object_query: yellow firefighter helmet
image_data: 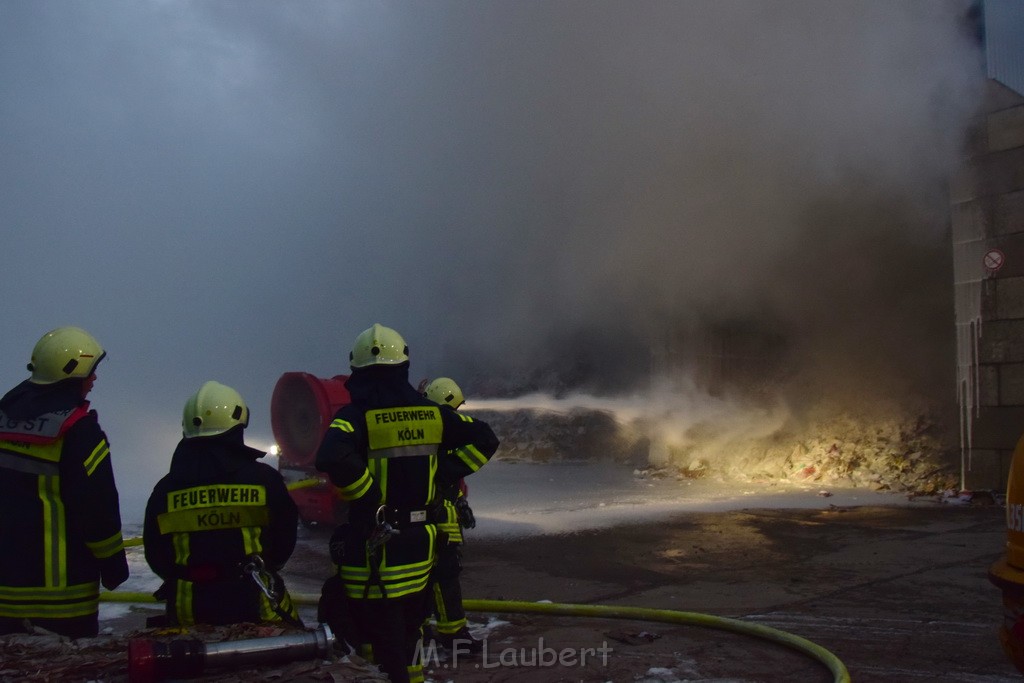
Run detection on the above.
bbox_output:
[182,381,250,438]
[349,323,409,368]
[27,326,106,384]
[424,377,465,409]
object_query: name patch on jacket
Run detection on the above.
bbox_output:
[0,407,81,442]
[365,406,442,457]
[159,485,269,534]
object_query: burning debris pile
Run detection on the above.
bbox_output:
[476,405,960,496]
[709,410,960,495]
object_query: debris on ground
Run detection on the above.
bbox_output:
[0,622,387,683]
[480,405,961,497]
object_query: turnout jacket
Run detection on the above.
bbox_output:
[143,429,298,626]
[0,380,128,624]
[315,364,499,600]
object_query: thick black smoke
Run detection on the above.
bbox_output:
[0,1,984,518]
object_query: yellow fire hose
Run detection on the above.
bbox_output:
[100,591,850,682]
[117,475,849,681]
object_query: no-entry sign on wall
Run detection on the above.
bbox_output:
[984,248,1005,275]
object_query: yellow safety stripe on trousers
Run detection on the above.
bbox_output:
[336,468,373,501]
[432,583,467,633]
[259,588,298,623]
[432,582,448,625]
[330,418,354,432]
[437,499,462,540]
[175,579,194,626]
[83,439,109,476]
[85,530,125,559]
[452,443,488,472]
[0,581,100,619]
[38,475,66,588]
[157,505,270,534]
[408,663,425,683]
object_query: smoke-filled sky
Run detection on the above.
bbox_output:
[0,1,984,516]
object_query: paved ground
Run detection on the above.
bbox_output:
[2,502,1017,682]
[444,503,1020,682]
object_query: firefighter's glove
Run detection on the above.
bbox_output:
[455,498,476,529]
[100,552,130,590]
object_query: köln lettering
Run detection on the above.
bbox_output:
[397,427,425,442]
[196,511,242,528]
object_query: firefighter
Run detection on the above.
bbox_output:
[422,377,481,652]
[316,324,499,683]
[0,326,128,639]
[143,381,300,627]
[990,432,1024,674]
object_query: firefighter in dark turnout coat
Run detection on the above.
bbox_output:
[143,381,299,627]
[0,326,128,639]
[421,377,481,652]
[316,324,499,683]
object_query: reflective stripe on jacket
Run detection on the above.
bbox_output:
[0,399,123,621]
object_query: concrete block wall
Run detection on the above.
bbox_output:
[957,80,1024,491]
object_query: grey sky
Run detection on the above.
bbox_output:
[0,1,983,518]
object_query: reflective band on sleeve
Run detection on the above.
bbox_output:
[157,506,270,534]
[166,484,266,511]
[457,413,474,423]
[83,439,109,476]
[337,468,374,501]
[85,530,125,559]
[330,418,354,432]
[453,444,488,472]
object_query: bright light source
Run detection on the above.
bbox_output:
[268,444,280,456]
